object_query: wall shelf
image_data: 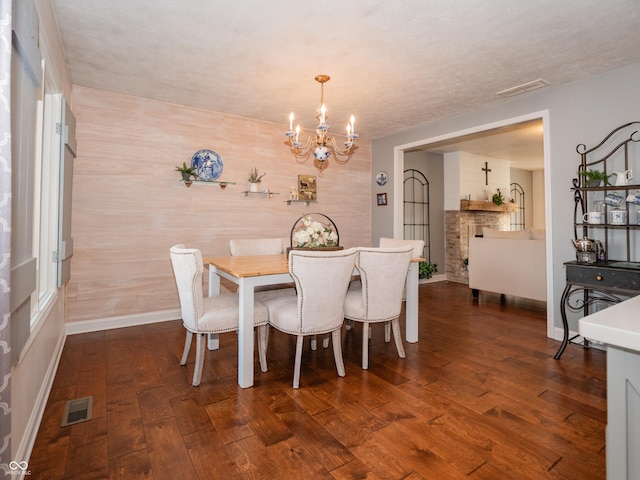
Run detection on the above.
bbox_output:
[242,190,279,197]
[182,179,236,189]
[460,199,519,213]
[285,199,317,206]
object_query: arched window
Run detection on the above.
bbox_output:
[510,182,525,230]
[403,169,430,261]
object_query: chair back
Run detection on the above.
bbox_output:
[230,237,287,256]
[169,244,204,330]
[379,237,425,258]
[288,248,357,334]
[356,246,413,321]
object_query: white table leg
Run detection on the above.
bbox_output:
[207,267,221,350]
[237,278,255,388]
[405,262,419,343]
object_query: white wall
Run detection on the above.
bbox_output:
[532,170,546,230]
[458,152,510,202]
[372,62,640,338]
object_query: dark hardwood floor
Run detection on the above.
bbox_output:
[29,282,606,479]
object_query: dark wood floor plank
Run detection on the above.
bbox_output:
[183,428,244,480]
[137,385,174,425]
[170,395,214,436]
[272,394,355,471]
[266,436,335,479]
[63,437,109,479]
[236,387,293,447]
[28,282,607,479]
[227,434,333,479]
[371,421,470,479]
[144,417,199,480]
[105,380,146,460]
[108,448,152,480]
[329,457,383,480]
[204,398,255,445]
[348,437,415,480]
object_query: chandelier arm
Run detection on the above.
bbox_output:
[290,134,316,160]
[325,136,355,163]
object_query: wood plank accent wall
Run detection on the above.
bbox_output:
[67,86,372,323]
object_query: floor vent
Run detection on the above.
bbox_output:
[61,396,93,427]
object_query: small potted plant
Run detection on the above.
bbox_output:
[419,261,438,279]
[577,169,609,187]
[175,162,198,187]
[492,189,504,206]
[248,168,266,192]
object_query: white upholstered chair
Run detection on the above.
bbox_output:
[229,237,288,256]
[170,244,269,386]
[379,237,425,258]
[346,238,424,337]
[260,248,357,388]
[344,246,414,369]
[375,237,425,340]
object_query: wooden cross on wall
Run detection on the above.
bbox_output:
[482,162,491,185]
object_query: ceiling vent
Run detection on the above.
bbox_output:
[496,79,550,98]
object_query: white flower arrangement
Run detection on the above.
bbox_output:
[292,214,338,248]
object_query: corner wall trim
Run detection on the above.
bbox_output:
[65,309,181,335]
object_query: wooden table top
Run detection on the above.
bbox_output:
[204,254,426,279]
[204,254,289,278]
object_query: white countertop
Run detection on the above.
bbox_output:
[579,295,640,352]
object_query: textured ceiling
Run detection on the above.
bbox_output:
[412,119,545,170]
[52,0,640,144]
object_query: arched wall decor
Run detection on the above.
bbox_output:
[510,182,525,230]
[403,168,430,261]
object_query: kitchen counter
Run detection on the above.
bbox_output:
[579,295,640,480]
[579,294,640,352]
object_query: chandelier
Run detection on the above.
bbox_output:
[285,75,358,175]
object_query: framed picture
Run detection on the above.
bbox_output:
[377,193,387,206]
[298,174,317,201]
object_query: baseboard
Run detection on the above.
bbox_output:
[419,273,447,284]
[14,330,66,474]
[65,309,182,335]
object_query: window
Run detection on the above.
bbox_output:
[30,66,62,327]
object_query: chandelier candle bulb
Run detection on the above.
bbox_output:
[350,115,355,135]
[295,125,300,144]
[289,112,294,131]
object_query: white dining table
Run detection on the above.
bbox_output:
[204,253,422,388]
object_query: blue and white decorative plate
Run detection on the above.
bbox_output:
[376,171,388,186]
[190,149,224,181]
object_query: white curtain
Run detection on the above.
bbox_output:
[0,0,11,472]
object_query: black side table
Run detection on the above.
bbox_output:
[555,260,640,359]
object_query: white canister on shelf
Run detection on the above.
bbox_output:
[609,208,628,225]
